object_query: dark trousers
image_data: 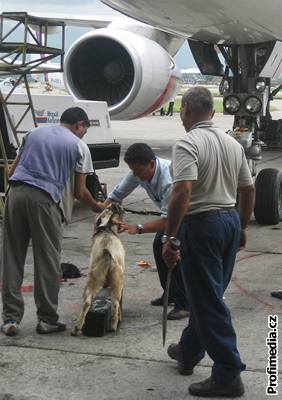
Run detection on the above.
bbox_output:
[153,232,189,310]
[179,210,246,383]
[166,101,174,116]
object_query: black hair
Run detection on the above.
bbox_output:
[60,107,90,127]
[124,143,156,165]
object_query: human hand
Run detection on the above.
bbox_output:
[238,228,247,251]
[97,202,106,210]
[92,202,104,213]
[117,223,137,234]
[162,241,181,269]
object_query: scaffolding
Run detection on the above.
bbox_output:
[0,12,65,216]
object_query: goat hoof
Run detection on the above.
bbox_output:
[110,323,118,332]
[71,326,79,336]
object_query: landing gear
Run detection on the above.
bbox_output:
[188,39,282,225]
[254,168,282,225]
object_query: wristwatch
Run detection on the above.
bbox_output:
[161,234,181,248]
[136,223,144,234]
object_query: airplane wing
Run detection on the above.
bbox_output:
[25,12,126,29]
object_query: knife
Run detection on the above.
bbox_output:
[162,239,181,346]
[162,267,172,346]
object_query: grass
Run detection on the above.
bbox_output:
[163,96,227,113]
[164,95,277,113]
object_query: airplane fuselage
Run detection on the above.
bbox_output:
[102,0,282,44]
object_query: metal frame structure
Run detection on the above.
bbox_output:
[0,12,65,215]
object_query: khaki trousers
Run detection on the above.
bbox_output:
[1,184,62,324]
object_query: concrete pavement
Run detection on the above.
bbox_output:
[0,112,282,399]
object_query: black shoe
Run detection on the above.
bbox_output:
[151,297,164,306]
[188,376,245,397]
[167,343,179,360]
[150,296,174,306]
[167,343,194,375]
[36,320,66,334]
[167,308,190,320]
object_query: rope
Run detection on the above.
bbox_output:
[123,207,161,216]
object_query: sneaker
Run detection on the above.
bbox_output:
[1,320,19,336]
[167,308,190,320]
[36,320,66,334]
[167,343,194,375]
[188,375,245,397]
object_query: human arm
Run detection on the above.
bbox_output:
[237,151,256,249]
[238,184,256,248]
[74,141,104,212]
[8,132,30,177]
[119,217,166,234]
[106,172,139,203]
[74,172,103,213]
[119,164,171,234]
[102,198,113,207]
[101,171,139,209]
[8,155,21,177]
[162,180,192,268]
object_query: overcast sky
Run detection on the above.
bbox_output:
[0,0,196,68]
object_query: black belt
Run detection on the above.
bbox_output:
[183,207,235,222]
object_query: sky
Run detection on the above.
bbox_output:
[0,0,196,69]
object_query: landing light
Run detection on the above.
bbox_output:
[219,79,230,94]
[223,95,240,114]
[244,96,262,114]
[255,78,266,93]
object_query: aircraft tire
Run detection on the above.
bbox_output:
[254,168,282,225]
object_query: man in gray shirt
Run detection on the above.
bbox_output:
[162,87,255,397]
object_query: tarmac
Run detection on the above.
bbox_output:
[0,110,282,400]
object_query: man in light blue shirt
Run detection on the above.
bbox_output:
[103,143,189,320]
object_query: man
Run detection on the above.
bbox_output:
[1,107,103,336]
[103,143,189,320]
[162,87,255,397]
[166,100,175,116]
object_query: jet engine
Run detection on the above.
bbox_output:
[63,29,180,120]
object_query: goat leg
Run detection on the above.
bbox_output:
[109,268,124,331]
[71,288,93,336]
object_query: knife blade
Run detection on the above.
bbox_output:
[162,267,172,346]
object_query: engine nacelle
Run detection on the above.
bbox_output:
[64,29,180,120]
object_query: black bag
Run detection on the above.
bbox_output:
[61,263,81,279]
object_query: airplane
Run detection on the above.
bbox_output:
[0,2,281,226]
[0,8,183,121]
[97,0,282,227]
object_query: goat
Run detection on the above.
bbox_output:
[71,203,125,335]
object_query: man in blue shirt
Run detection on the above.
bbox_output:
[1,107,103,336]
[103,143,189,320]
